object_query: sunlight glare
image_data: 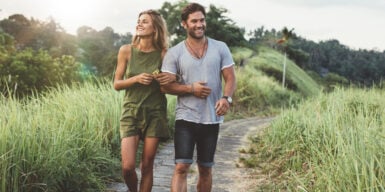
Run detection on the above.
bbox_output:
[47,0,103,32]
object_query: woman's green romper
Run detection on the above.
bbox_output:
[119,47,169,140]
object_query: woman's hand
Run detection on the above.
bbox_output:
[136,73,154,85]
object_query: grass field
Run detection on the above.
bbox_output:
[243,87,385,191]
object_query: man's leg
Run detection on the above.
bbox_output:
[172,120,196,192]
[197,165,212,192]
[171,163,190,192]
[195,124,219,192]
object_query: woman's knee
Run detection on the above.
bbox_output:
[140,160,155,174]
[122,162,136,174]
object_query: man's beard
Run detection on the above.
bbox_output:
[187,26,205,39]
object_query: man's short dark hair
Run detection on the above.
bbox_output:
[181,2,206,22]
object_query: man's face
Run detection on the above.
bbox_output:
[183,11,206,39]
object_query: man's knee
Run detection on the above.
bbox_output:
[198,165,212,177]
[174,163,190,175]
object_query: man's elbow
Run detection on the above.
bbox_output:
[160,86,167,94]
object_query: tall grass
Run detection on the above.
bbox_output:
[1,79,177,191]
[258,88,385,191]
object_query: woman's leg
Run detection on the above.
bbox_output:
[121,136,140,192]
[139,137,160,192]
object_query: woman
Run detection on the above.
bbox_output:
[113,9,174,192]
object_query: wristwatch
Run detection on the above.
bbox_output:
[222,96,232,104]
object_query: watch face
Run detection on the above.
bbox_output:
[222,96,232,104]
[227,97,232,104]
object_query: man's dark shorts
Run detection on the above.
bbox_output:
[174,120,219,167]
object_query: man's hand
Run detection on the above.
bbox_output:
[215,98,230,116]
[192,81,211,98]
[154,72,176,85]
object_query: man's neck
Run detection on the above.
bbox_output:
[186,36,206,46]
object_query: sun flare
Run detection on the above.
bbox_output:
[46,0,103,32]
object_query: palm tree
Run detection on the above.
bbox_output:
[277,27,294,88]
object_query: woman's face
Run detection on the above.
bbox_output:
[136,13,155,37]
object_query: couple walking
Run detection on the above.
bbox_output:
[113,2,236,192]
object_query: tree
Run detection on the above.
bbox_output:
[159,0,189,45]
[0,14,77,57]
[277,27,295,88]
[76,26,131,76]
[0,47,81,97]
[205,5,246,47]
[159,0,246,46]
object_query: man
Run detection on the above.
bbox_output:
[161,2,236,191]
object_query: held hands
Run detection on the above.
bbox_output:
[192,81,211,98]
[136,71,177,86]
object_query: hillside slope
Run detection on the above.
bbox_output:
[233,46,321,97]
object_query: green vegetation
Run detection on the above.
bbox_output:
[242,87,385,191]
[251,46,321,97]
[0,81,122,191]
[249,27,385,87]
[230,45,322,116]
[2,0,385,191]
[0,79,177,191]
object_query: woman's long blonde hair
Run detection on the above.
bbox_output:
[132,10,169,50]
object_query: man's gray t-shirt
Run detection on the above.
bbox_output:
[162,37,234,124]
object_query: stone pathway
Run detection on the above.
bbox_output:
[107,116,274,192]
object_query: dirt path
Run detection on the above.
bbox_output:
[107,116,274,192]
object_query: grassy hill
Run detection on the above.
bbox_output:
[229,46,321,118]
[233,46,320,97]
[233,47,385,191]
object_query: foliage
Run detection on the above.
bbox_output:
[0,80,122,191]
[246,87,385,191]
[248,26,385,86]
[0,15,133,96]
[158,0,189,45]
[204,5,246,46]
[0,44,81,97]
[3,7,385,96]
[227,46,314,119]
[307,70,350,92]
[159,0,246,46]
[251,46,321,97]
[0,79,177,191]
[231,47,255,66]
[76,26,132,77]
[0,14,77,56]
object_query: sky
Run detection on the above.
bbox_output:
[1,0,385,51]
